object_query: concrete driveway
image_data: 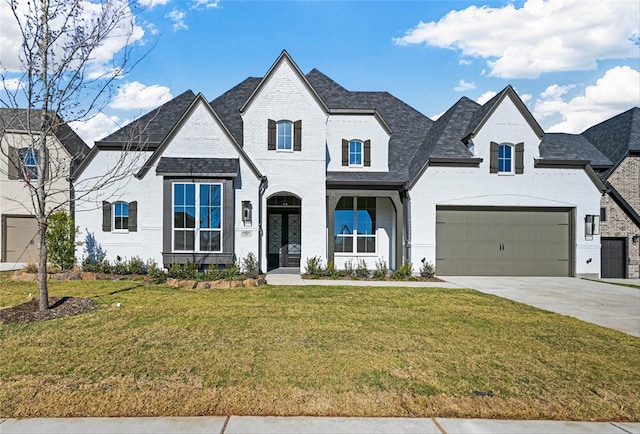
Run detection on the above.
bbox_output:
[441,277,640,337]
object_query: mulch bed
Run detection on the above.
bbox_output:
[0,297,94,324]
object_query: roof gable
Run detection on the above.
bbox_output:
[136,93,262,180]
[463,86,544,140]
[240,50,328,114]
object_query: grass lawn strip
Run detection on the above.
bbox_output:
[0,276,638,420]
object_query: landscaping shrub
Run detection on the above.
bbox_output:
[45,211,77,270]
[392,261,413,280]
[83,230,106,265]
[420,257,436,278]
[146,259,167,284]
[222,262,240,280]
[355,258,370,278]
[323,260,339,279]
[241,252,260,279]
[343,259,355,277]
[304,256,324,277]
[373,258,388,280]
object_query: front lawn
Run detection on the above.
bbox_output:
[0,275,638,420]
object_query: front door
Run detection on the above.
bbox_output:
[267,195,301,271]
[601,238,626,278]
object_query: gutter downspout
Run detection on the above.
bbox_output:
[258,176,268,274]
[401,182,411,267]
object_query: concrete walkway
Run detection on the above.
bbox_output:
[1,416,638,433]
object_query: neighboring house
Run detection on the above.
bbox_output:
[584,108,639,278]
[0,108,89,263]
[73,51,608,277]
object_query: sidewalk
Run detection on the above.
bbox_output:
[1,416,638,434]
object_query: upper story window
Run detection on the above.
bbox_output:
[113,202,129,231]
[20,149,39,180]
[349,140,363,166]
[498,144,513,174]
[173,182,222,252]
[490,142,524,175]
[268,119,302,151]
[277,121,293,151]
[341,139,371,167]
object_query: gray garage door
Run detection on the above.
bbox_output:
[436,207,573,276]
[3,216,39,263]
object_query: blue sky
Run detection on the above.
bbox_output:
[2,0,639,145]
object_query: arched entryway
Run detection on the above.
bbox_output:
[267,194,301,271]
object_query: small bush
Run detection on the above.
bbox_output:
[112,258,129,275]
[83,230,106,265]
[203,264,223,281]
[324,260,339,279]
[242,253,260,279]
[46,211,77,270]
[23,262,38,273]
[343,259,355,278]
[146,259,167,284]
[304,256,324,277]
[373,258,388,280]
[420,258,436,278]
[355,259,370,278]
[128,256,147,275]
[392,261,413,280]
[223,262,240,280]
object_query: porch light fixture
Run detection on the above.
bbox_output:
[584,215,600,240]
[242,201,252,225]
[632,234,639,244]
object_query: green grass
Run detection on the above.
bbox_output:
[1,275,639,420]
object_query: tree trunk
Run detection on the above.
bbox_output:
[37,218,49,311]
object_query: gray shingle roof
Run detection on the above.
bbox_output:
[582,107,640,165]
[156,157,239,177]
[97,90,197,147]
[540,133,612,168]
[0,108,90,163]
[209,78,261,146]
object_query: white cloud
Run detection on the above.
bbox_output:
[192,0,220,9]
[70,113,122,147]
[167,9,188,31]
[394,0,640,78]
[1,78,25,91]
[454,80,476,92]
[476,91,497,105]
[109,81,173,110]
[137,0,170,7]
[0,0,145,77]
[534,66,640,133]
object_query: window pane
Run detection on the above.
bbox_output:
[356,197,376,235]
[277,121,292,150]
[185,206,196,228]
[200,230,221,251]
[357,236,375,253]
[335,235,353,253]
[185,184,195,205]
[349,141,362,165]
[174,184,184,206]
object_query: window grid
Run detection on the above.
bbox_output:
[173,183,222,253]
[498,144,513,174]
[20,149,39,180]
[113,202,129,231]
[334,196,376,254]
[277,121,293,151]
[349,140,363,166]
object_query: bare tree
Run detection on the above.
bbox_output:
[0,0,152,310]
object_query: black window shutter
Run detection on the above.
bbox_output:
[293,120,302,151]
[489,142,499,173]
[102,201,112,232]
[128,201,138,232]
[364,140,371,167]
[515,142,524,174]
[268,119,276,150]
[7,146,19,180]
[341,139,349,166]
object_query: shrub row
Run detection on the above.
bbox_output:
[304,257,436,280]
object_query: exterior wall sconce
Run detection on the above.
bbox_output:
[242,201,252,225]
[584,214,600,241]
[632,234,639,244]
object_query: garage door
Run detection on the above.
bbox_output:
[3,216,39,263]
[436,207,573,276]
[601,238,626,278]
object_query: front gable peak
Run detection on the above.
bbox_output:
[240,50,329,114]
[464,85,544,141]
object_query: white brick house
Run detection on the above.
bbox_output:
[73,51,614,277]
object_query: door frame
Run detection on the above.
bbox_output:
[266,194,301,271]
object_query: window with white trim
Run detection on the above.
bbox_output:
[334,197,376,254]
[20,148,39,180]
[113,202,129,231]
[349,140,363,166]
[498,143,513,174]
[173,183,222,252]
[277,121,293,151]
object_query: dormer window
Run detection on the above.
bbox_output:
[490,142,524,175]
[341,139,371,167]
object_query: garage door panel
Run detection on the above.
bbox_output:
[436,208,572,276]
